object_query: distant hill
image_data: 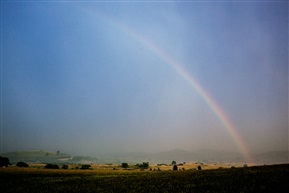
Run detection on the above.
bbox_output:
[254,151,288,164]
[93,149,249,164]
[2,149,288,165]
[2,150,72,164]
[142,149,243,164]
[2,150,100,164]
[148,149,288,164]
[95,149,288,165]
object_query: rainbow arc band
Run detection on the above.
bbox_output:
[83,7,254,163]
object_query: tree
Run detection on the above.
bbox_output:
[141,162,149,169]
[81,164,91,169]
[173,165,178,171]
[197,165,202,170]
[121,163,128,168]
[17,162,29,168]
[62,165,68,169]
[137,162,149,169]
[45,164,59,169]
[171,161,176,165]
[0,156,10,167]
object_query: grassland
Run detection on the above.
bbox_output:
[1,164,289,192]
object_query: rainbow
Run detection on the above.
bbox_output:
[82,6,254,163]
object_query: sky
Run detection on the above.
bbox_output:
[1,1,288,160]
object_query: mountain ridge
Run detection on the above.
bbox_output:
[2,149,288,165]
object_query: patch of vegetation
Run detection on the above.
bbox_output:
[45,164,59,169]
[16,162,29,168]
[136,162,149,169]
[173,165,178,171]
[0,156,10,167]
[62,165,68,169]
[81,164,91,170]
[121,163,129,168]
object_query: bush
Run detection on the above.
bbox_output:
[0,156,10,167]
[173,165,178,171]
[172,161,176,165]
[198,165,202,170]
[121,163,128,168]
[45,164,59,169]
[81,164,91,170]
[16,162,29,168]
[136,162,149,169]
[62,165,68,169]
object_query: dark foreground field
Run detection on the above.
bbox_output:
[1,164,289,193]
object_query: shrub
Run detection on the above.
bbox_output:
[81,164,91,170]
[171,161,176,165]
[16,162,29,168]
[62,165,68,169]
[121,163,128,168]
[173,165,178,171]
[137,162,149,169]
[197,165,202,170]
[45,164,59,169]
[0,156,10,167]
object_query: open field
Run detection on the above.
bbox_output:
[1,164,289,192]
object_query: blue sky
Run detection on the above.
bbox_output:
[1,1,288,157]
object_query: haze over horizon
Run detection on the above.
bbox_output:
[1,1,288,160]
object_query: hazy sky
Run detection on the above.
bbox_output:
[1,1,288,158]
